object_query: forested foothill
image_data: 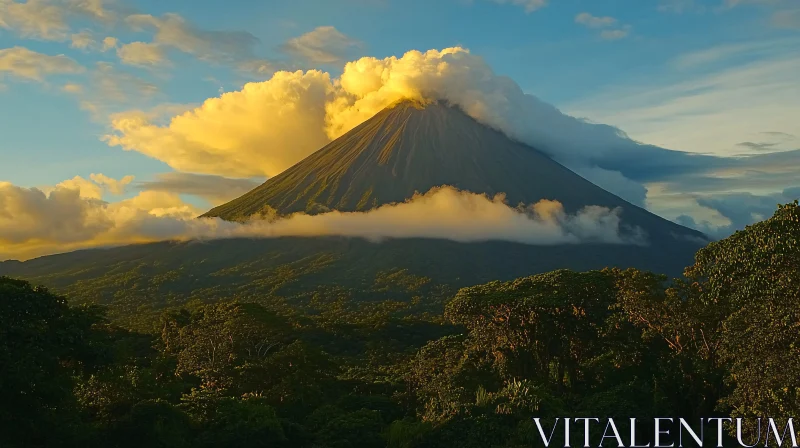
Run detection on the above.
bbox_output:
[1,201,798,447]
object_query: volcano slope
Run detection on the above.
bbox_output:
[0,100,707,329]
[202,99,702,245]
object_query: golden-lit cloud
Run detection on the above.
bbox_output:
[0,0,70,40]
[39,173,134,200]
[89,173,134,194]
[281,26,361,64]
[116,41,166,66]
[70,29,94,49]
[0,183,645,261]
[102,46,654,205]
[0,0,116,41]
[102,36,118,50]
[105,70,334,177]
[62,82,82,93]
[0,46,84,81]
[0,181,200,260]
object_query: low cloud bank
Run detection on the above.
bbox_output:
[0,182,646,261]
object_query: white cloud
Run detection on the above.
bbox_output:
[0,46,84,81]
[671,189,799,239]
[116,41,166,66]
[281,26,361,64]
[0,183,645,261]
[568,39,800,231]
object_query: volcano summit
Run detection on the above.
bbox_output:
[203,99,703,245]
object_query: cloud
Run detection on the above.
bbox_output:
[574,12,631,40]
[0,0,116,41]
[102,36,118,50]
[102,46,796,220]
[104,69,333,177]
[61,82,82,93]
[736,141,778,151]
[136,172,262,206]
[116,41,166,66]
[89,173,134,194]
[0,182,200,260]
[39,173,134,199]
[125,13,260,65]
[675,188,799,239]
[489,0,548,13]
[0,0,70,40]
[567,39,800,158]
[76,62,159,118]
[0,184,645,261]
[575,12,617,28]
[70,29,94,49]
[281,26,361,64]
[53,175,103,199]
[67,29,118,52]
[0,46,84,81]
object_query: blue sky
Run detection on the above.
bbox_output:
[0,0,799,255]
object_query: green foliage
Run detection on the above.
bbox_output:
[687,201,800,427]
[0,202,797,447]
[0,277,100,447]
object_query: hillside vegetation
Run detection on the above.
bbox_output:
[1,201,797,448]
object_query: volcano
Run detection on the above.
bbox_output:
[203,99,703,243]
[0,99,708,325]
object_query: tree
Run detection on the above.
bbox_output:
[0,277,100,447]
[160,302,290,389]
[685,201,800,424]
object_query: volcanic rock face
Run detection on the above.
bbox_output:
[203,99,703,242]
